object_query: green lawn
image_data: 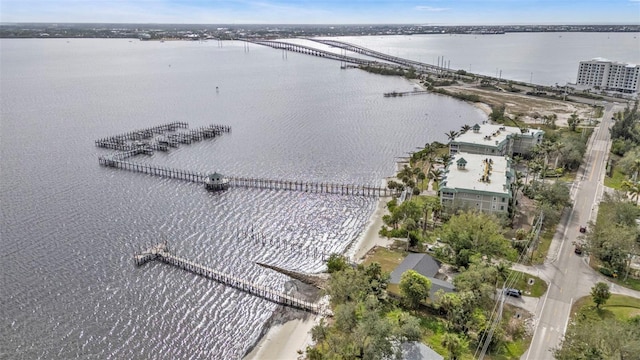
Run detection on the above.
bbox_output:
[530,229,554,265]
[604,166,627,190]
[589,257,640,292]
[507,271,548,297]
[362,247,406,274]
[572,294,640,322]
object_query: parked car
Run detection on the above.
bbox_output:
[579,226,587,233]
[574,245,583,255]
[504,288,522,298]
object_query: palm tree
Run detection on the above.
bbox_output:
[511,178,525,215]
[552,142,565,169]
[415,170,425,188]
[622,180,640,206]
[512,155,523,168]
[439,153,453,166]
[445,130,459,142]
[534,141,554,182]
[528,160,543,183]
[567,112,580,131]
[630,159,640,182]
[429,169,444,190]
[460,124,471,134]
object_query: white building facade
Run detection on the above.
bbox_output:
[576,58,640,94]
[449,123,544,157]
[439,153,514,215]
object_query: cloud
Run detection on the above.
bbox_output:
[415,5,450,12]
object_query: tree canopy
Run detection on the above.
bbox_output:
[438,211,517,267]
[590,282,611,309]
[399,270,432,309]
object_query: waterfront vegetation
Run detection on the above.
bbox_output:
[584,191,640,287]
[310,248,533,359]
[606,103,640,201]
[310,65,637,360]
[553,292,640,359]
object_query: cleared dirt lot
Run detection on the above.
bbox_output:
[444,85,597,127]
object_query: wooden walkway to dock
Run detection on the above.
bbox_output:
[134,243,326,315]
[98,157,396,197]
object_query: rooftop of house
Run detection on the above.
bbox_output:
[402,342,445,360]
[390,253,441,283]
[451,123,543,147]
[440,152,512,196]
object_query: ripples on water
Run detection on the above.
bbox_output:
[1,39,482,359]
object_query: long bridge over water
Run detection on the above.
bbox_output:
[247,39,378,67]
[134,243,327,314]
[247,38,447,75]
[307,38,443,73]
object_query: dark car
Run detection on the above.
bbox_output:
[504,288,522,298]
[579,226,587,233]
[574,245,583,255]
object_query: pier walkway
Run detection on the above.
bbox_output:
[98,157,396,197]
[134,243,326,314]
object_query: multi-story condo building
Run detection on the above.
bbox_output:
[576,58,640,94]
[449,123,544,157]
[439,153,514,214]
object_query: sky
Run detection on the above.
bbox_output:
[1,0,639,25]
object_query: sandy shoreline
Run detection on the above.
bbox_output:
[243,196,391,360]
[244,317,318,360]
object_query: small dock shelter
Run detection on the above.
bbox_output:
[204,172,230,191]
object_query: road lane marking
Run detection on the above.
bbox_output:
[588,151,601,182]
[563,298,573,335]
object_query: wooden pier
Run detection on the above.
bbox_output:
[98,157,396,197]
[134,243,325,315]
[384,90,430,97]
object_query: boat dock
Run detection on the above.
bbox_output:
[95,123,231,152]
[134,243,326,314]
[98,156,395,197]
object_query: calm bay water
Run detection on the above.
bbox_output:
[2,32,637,359]
[332,32,640,86]
[1,38,481,359]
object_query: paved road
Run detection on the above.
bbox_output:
[521,103,618,360]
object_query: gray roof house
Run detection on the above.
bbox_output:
[402,342,444,360]
[390,254,455,299]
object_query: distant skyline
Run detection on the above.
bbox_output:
[1,0,639,25]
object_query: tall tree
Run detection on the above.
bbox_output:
[591,282,611,309]
[399,270,432,309]
[567,113,580,131]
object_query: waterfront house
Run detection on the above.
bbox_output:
[390,253,455,300]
